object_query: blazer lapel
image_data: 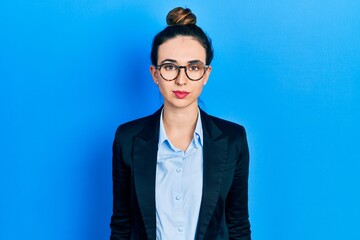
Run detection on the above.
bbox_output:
[196,109,229,240]
[132,108,162,240]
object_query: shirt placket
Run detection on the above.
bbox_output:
[173,150,185,236]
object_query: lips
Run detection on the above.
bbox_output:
[173,90,190,99]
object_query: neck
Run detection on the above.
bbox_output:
[162,103,199,132]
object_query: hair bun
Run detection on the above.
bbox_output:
[166,7,197,26]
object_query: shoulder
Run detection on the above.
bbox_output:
[115,109,161,139]
[202,112,249,155]
[118,114,152,132]
[209,115,245,131]
[203,111,247,138]
[114,113,155,140]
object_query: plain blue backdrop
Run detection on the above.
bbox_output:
[1,1,359,239]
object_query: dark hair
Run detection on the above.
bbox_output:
[150,7,214,66]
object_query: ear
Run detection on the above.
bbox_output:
[150,65,159,85]
[203,66,212,85]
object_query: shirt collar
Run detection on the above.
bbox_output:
[159,109,203,148]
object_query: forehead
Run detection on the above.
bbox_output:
[157,36,206,64]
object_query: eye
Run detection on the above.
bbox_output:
[163,63,177,71]
[188,64,201,72]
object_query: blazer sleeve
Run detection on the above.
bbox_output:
[110,127,132,239]
[225,126,251,240]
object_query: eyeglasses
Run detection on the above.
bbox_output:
[155,62,209,81]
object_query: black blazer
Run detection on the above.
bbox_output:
[110,107,251,240]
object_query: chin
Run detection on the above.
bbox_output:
[165,99,198,110]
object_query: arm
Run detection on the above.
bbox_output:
[110,128,132,239]
[226,127,251,240]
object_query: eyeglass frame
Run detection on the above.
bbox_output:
[155,62,210,81]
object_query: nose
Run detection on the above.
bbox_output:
[175,66,188,85]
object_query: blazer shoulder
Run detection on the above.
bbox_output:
[207,114,247,137]
[115,108,162,140]
[114,114,154,140]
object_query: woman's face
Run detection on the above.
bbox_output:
[150,36,212,111]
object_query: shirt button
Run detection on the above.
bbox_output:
[176,168,182,173]
[175,195,181,200]
[178,227,184,232]
[196,135,199,139]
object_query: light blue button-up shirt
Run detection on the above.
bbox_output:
[155,110,204,240]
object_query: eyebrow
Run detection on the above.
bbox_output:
[160,59,205,65]
[160,59,177,64]
[188,60,204,64]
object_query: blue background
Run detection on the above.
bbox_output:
[1,1,359,239]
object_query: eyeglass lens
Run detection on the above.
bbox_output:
[159,63,206,81]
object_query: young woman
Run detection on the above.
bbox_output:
[110,7,251,240]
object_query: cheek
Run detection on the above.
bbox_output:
[193,84,205,95]
[158,83,170,96]
[197,81,206,90]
